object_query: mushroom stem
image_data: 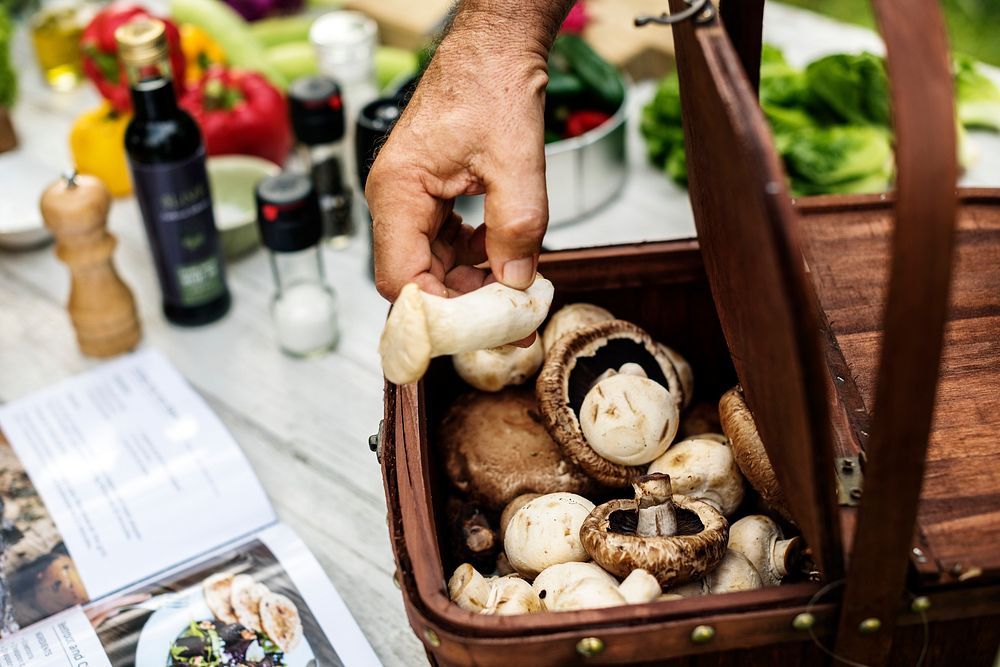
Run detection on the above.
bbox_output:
[634,474,678,537]
[772,536,803,579]
[380,277,554,385]
[448,564,493,612]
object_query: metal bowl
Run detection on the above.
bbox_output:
[455,94,628,228]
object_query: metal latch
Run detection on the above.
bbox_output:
[635,0,716,27]
[368,419,384,463]
[835,456,863,506]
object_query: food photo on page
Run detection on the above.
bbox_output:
[0,435,88,634]
[84,541,339,667]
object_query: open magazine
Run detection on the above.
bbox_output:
[0,350,381,667]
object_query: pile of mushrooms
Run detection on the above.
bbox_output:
[418,296,804,615]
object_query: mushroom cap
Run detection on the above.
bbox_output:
[483,576,543,615]
[646,437,746,516]
[718,386,793,522]
[657,343,694,409]
[379,284,432,385]
[728,514,801,586]
[440,389,596,509]
[448,563,494,612]
[452,336,545,392]
[705,549,763,594]
[580,374,679,466]
[617,568,662,604]
[580,494,728,586]
[531,562,618,605]
[541,303,615,354]
[504,492,596,578]
[499,493,542,542]
[681,402,724,439]
[552,577,627,611]
[537,320,686,486]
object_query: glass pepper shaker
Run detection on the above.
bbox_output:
[288,75,354,247]
[256,173,339,357]
[356,95,404,280]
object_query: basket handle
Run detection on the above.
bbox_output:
[711,0,959,662]
[830,0,958,663]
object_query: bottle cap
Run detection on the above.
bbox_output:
[355,96,403,190]
[115,19,168,68]
[255,173,323,252]
[288,76,345,145]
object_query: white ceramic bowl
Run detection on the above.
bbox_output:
[207,155,282,258]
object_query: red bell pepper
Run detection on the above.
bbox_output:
[80,3,186,113]
[180,67,292,166]
[564,109,612,138]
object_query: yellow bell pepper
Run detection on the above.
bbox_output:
[180,24,226,86]
[69,102,132,198]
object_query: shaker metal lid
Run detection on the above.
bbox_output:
[288,76,345,145]
[255,173,322,252]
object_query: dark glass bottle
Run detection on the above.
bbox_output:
[117,18,230,326]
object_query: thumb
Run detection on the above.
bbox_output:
[483,167,549,290]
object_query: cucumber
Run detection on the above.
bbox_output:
[551,34,624,111]
[546,68,584,100]
[265,42,318,83]
[375,46,418,92]
[170,0,286,87]
[249,16,313,48]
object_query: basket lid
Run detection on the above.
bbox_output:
[667,2,843,579]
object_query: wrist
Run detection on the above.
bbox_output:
[446,0,574,64]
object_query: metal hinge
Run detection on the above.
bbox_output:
[835,456,863,506]
[635,0,716,27]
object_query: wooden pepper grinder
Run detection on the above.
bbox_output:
[40,171,141,357]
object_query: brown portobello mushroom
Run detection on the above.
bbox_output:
[718,386,793,522]
[580,473,728,586]
[439,389,595,509]
[536,320,689,486]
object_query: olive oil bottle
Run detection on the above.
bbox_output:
[117,19,230,326]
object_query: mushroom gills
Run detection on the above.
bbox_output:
[567,338,673,417]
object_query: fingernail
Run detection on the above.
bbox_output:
[501,258,535,288]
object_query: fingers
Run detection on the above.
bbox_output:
[482,152,548,290]
[370,161,450,300]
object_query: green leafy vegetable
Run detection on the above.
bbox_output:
[782,125,892,195]
[954,53,1000,131]
[804,52,890,126]
[641,43,993,196]
[0,6,15,109]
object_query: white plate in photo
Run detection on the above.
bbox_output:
[134,585,315,667]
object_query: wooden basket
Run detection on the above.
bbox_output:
[377,0,1000,664]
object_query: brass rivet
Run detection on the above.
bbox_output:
[792,613,815,631]
[392,570,401,589]
[423,628,441,647]
[576,637,605,657]
[858,618,882,634]
[911,596,931,613]
[691,625,716,644]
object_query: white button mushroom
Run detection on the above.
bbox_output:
[553,577,627,611]
[452,336,545,392]
[499,493,542,542]
[483,576,544,615]
[379,276,554,385]
[617,569,662,605]
[666,550,763,597]
[646,436,745,516]
[531,562,618,606]
[448,563,494,612]
[727,515,801,587]
[541,303,615,354]
[580,373,680,466]
[656,343,694,409]
[503,492,596,578]
[705,549,763,594]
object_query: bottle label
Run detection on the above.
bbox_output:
[129,148,227,307]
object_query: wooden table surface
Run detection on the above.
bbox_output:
[1,4,997,665]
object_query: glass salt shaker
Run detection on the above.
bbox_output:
[288,75,354,247]
[310,10,378,231]
[256,173,339,357]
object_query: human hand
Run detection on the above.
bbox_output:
[367,3,571,302]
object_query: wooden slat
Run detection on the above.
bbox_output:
[666,1,843,578]
[719,0,764,93]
